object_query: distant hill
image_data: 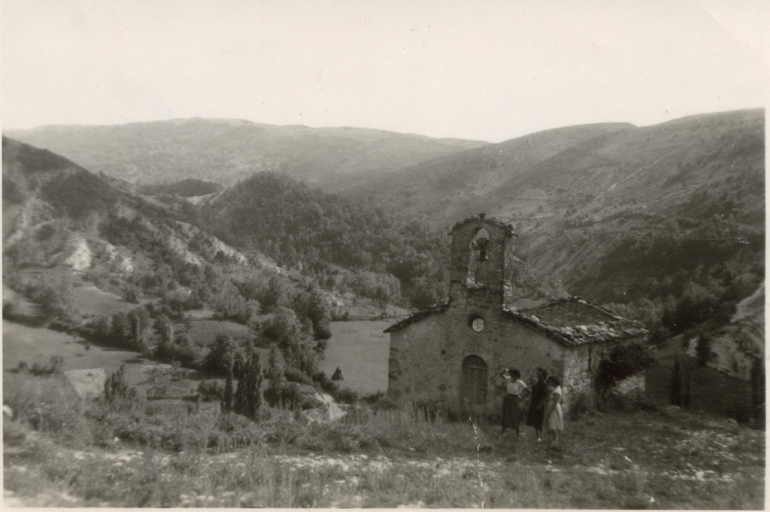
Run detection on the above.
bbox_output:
[345,122,634,220]
[197,172,565,308]
[343,109,765,339]
[6,118,488,190]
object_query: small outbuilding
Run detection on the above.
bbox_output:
[385,214,648,416]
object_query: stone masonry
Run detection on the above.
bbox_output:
[386,214,647,417]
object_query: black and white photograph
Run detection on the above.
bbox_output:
[2,0,766,508]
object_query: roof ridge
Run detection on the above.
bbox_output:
[383,302,450,333]
[449,213,517,236]
[503,306,648,347]
[522,296,643,327]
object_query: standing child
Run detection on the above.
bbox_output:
[544,376,563,445]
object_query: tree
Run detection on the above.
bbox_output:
[90,315,112,341]
[110,312,130,346]
[262,276,290,312]
[308,288,332,340]
[595,343,656,397]
[104,364,138,407]
[263,307,302,352]
[205,334,239,376]
[127,307,152,352]
[233,347,264,419]
[265,344,287,407]
[221,352,234,414]
[670,355,682,406]
[153,315,174,358]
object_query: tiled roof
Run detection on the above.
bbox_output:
[504,297,648,347]
[384,296,648,346]
[383,302,450,333]
[449,213,517,236]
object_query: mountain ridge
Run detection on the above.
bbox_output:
[6,118,489,190]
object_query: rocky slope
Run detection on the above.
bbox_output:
[2,137,249,282]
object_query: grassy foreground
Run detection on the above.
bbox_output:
[3,373,764,508]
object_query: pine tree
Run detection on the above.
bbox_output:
[234,348,263,419]
[670,356,681,406]
[221,353,234,414]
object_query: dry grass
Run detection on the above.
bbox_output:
[187,318,250,348]
[71,285,136,317]
[3,321,148,387]
[3,374,765,509]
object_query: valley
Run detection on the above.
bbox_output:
[3,109,764,508]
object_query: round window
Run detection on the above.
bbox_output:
[471,317,485,332]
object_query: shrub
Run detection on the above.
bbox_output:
[197,380,224,402]
[3,373,93,447]
[333,387,359,405]
[312,370,340,396]
[104,365,140,410]
[28,356,64,376]
[233,348,263,420]
[595,343,656,397]
[372,396,398,413]
[567,391,594,421]
[285,367,313,385]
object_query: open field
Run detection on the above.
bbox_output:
[4,321,152,389]
[646,338,755,422]
[71,285,137,317]
[187,318,251,347]
[320,320,391,395]
[3,385,764,509]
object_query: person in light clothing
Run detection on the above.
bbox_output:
[500,368,529,438]
[544,376,564,445]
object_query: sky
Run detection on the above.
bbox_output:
[2,0,766,142]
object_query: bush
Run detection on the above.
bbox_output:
[197,380,224,402]
[567,391,594,421]
[312,370,341,396]
[233,348,264,420]
[3,373,93,447]
[371,396,398,413]
[28,356,64,376]
[595,343,656,397]
[104,365,140,410]
[333,387,359,405]
[284,367,313,385]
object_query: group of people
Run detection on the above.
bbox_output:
[498,367,563,444]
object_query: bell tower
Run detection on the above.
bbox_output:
[447,213,517,307]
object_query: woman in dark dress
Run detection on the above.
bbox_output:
[500,368,529,437]
[526,368,548,442]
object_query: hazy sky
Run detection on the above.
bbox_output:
[2,0,766,142]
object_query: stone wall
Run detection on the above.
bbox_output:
[561,336,647,407]
[388,304,567,416]
[448,218,514,305]
[389,214,648,416]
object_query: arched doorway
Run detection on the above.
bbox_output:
[462,355,488,405]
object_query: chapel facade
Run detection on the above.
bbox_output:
[385,213,648,416]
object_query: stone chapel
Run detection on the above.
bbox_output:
[385,213,648,416]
